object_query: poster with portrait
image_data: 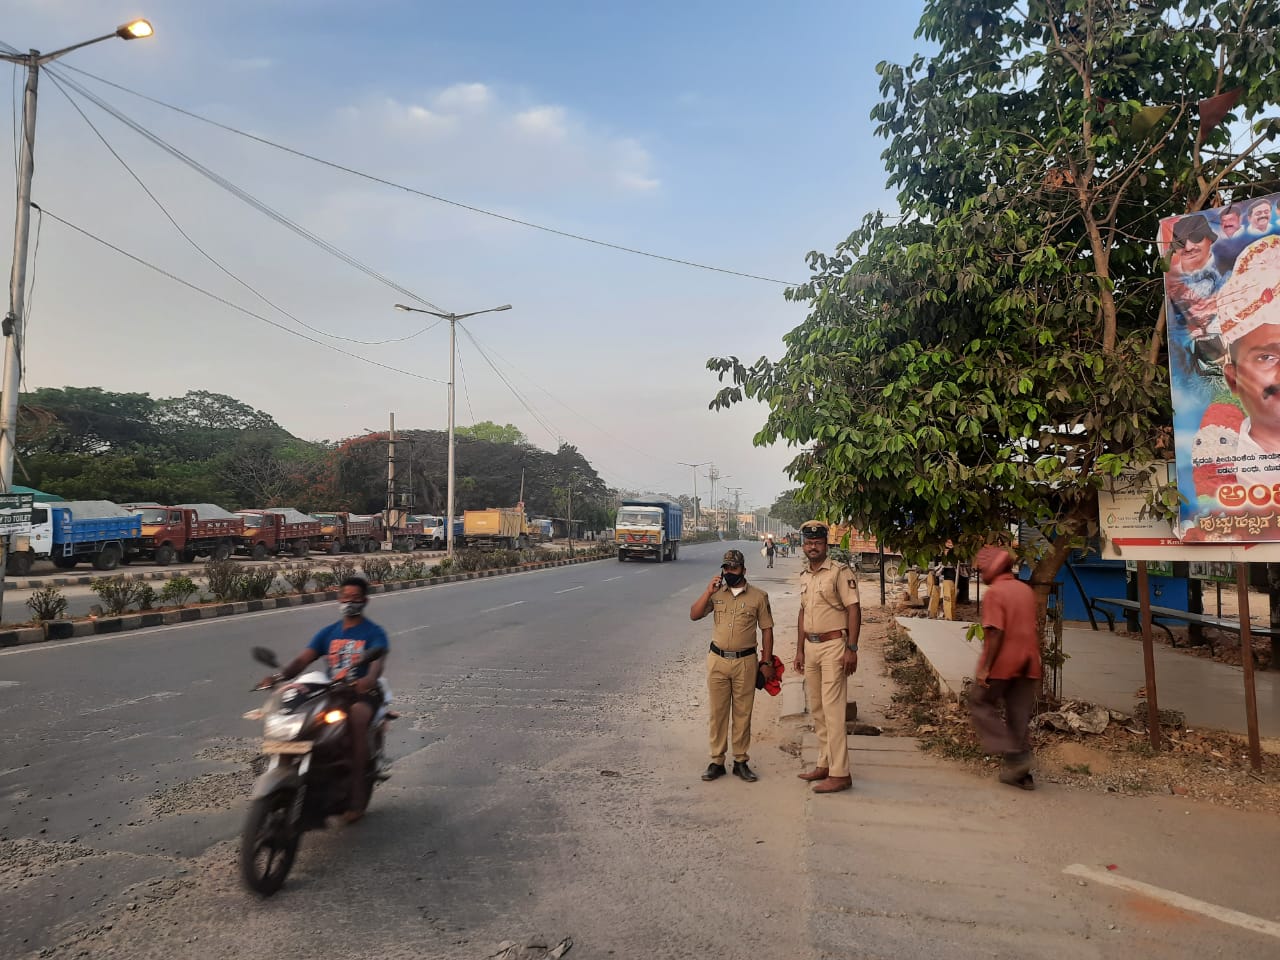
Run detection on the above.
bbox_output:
[1161,193,1280,542]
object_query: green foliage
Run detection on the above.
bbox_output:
[136,583,158,611]
[769,489,812,529]
[26,585,67,621]
[159,576,197,607]
[204,559,242,603]
[237,568,277,601]
[361,556,394,583]
[329,559,359,583]
[455,421,526,444]
[312,570,337,591]
[709,0,1280,578]
[281,564,313,593]
[394,559,428,580]
[90,577,149,616]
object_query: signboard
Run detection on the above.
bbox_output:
[1161,195,1280,542]
[0,492,33,536]
[1098,463,1280,562]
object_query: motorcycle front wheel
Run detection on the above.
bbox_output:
[240,792,300,896]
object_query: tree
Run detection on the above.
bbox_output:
[710,0,1280,612]
[769,489,812,529]
[455,421,526,445]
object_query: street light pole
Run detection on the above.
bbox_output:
[677,460,709,535]
[393,302,511,558]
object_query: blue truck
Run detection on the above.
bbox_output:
[31,500,142,571]
[614,499,683,562]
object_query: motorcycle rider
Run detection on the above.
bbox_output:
[260,576,389,824]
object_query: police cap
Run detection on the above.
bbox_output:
[800,521,829,540]
[721,549,746,568]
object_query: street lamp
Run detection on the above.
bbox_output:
[0,19,153,619]
[0,19,154,493]
[676,460,709,535]
[393,302,511,557]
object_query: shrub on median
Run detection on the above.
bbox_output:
[361,556,394,583]
[90,576,150,616]
[159,576,197,607]
[26,584,68,621]
[281,564,313,593]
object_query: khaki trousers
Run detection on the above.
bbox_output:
[804,638,850,778]
[707,650,757,764]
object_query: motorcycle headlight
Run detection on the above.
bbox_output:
[264,712,306,740]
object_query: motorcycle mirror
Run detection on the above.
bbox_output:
[359,646,387,665]
[251,646,280,668]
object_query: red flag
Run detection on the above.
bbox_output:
[1199,88,1243,138]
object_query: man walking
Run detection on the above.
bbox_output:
[795,522,860,794]
[690,549,775,782]
[765,537,776,568]
[968,544,1041,790]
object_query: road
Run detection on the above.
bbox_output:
[4,540,1280,959]
[1,539,811,959]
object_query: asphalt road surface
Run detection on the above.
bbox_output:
[1,539,810,959]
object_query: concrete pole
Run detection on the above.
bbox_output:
[385,412,396,548]
[447,315,456,557]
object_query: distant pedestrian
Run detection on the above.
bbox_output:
[765,537,776,568]
[795,521,860,794]
[968,544,1042,790]
[689,549,775,783]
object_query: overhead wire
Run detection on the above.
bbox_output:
[59,62,803,287]
[34,205,448,385]
[455,336,477,425]
[44,64,451,317]
[45,71,440,348]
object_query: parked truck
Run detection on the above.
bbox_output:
[615,499,683,562]
[7,500,143,572]
[236,508,322,560]
[462,507,532,550]
[124,503,243,564]
[313,513,383,554]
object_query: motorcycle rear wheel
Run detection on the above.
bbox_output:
[240,792,300,896]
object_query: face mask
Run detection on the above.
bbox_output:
[339,600,366,618]
[722,571,744,588]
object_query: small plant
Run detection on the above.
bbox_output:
[361,556,393,583]
[428,564,443,577]
[329,558,358,583]
[395,559,428,581]
[90,576,147,616]
[282,564,313,593]
[312,570,337,591]
[1064,763,1092,776]
[236,569,278,601]
[26,584,68,621]
[204,558,241,602]
[159,575,197,607]
[437,557,454,572]
[137,583,158,611]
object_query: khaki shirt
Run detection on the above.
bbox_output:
[799,558,860,633]
[710,583,774,652]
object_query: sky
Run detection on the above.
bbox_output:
[1,0,927,512]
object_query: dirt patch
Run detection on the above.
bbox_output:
[0,837,96,885]
[145,770,254,819]
[1121,893,1201,925]
[880,620,1280,813]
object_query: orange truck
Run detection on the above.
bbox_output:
[124,503,245,565]
[236,508,323,560]
[313,513,383,554]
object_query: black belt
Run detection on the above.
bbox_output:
[710,643,757,660]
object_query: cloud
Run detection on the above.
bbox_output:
[433,82,491,111]
[514,105,568,140]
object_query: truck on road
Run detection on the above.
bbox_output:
[615,499,683,562]
[236,508,322,560]
[313,513,382,554]
[462,507,531,550]
[124,503,244,564]
[10,500,143,572]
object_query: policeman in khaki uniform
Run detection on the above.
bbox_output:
[795,521,861,794]
[689,549,775,782]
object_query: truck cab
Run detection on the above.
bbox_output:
[6,505,51,576]
[616,500,682,562]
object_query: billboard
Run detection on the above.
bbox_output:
[1161,193,1280,542]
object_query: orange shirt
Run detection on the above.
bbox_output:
[981,574,1042,680]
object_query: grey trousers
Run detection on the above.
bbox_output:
[968,677,1037,755]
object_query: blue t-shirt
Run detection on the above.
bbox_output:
[307,619,389,680]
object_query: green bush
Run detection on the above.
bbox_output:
[282,564,313,593]
[361,556,394,583]
[204,558,241,602]
[395,559,428,580]
[329,558,359,583]
[159,575,197,607]
[312,570,337,591]
[428,564,443,577]
[236,568,277,601]
[90,576,148,616]
[26,585,67,621]
[137,583,158,611]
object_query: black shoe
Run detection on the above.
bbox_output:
[701,763,727,781]
[732,761,758,782]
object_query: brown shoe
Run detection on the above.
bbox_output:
[797,767,829,782]
[812,775,853,794]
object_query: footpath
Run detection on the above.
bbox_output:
[752,556,1280,959]
[897,617,1280,740]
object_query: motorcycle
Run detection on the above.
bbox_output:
[239,645,393,896]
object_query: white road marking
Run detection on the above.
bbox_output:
[554,586,584,594]
[0,680,20,687]
[1063,864,1280,939]
[480,601,526,613]
[602,576,622,582]
[391,624,432,636]
[82,690,182,715]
